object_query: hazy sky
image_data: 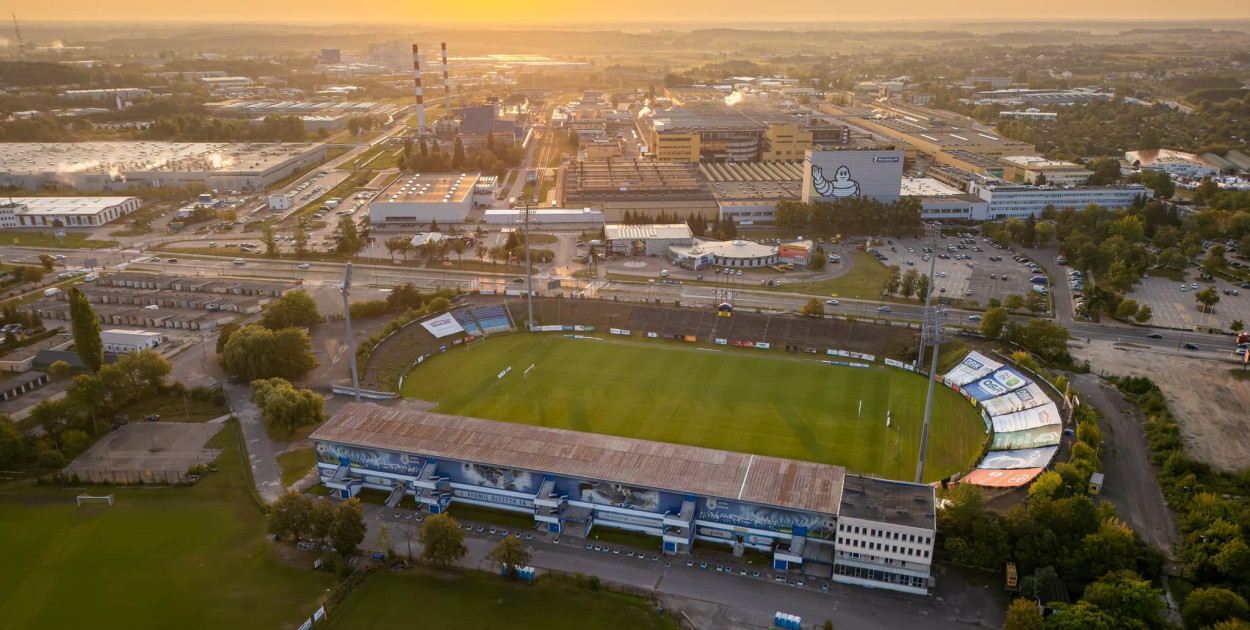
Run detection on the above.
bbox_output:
[10,0,1250,23]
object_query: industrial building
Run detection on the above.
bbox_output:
[603,224,694,256]
[0,197,142,227]
[900,177,988,221]
[701,161,803,225]
[311,403,937,594]
[802,149,906,204]
[974,88,1110,106]
[1124,149,1222,178]
[367,172,481,225]
[559,159,717,221]
[968,178,1153,220]
[483,208,604,225]
[638,101,819,164]
[998,156,1091,186]
[59,88,151,102]
[207,100,405,120]
[819,104,1034,159]
[100,329,164,354]
[999,109,1057,121]
[0,142,328,192]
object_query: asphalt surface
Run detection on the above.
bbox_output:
[1068,372,1180,555]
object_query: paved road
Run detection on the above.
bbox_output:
[357,502,1004,630]
[1068,373,1180,555]
[223,382,285,504]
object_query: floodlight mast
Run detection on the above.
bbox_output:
[341,262,361,402]
[917,222,941,368]
[915,305,945,484]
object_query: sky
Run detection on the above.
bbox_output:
[9,0,1250,23]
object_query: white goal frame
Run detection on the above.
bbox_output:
[76,494,114,507]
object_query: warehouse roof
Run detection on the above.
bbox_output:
[378,172,478,204]
[604,224,693,241]
[4,197,139,216]
[312,403,847,515]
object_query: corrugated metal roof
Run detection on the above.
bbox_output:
[312,403,846,515]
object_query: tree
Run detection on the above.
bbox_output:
[452,138,465,169]
[293,227,309,256]
[335,215,364,256]
[882,265,902,296]
[219,325,317,380]
[450,238,466,264]
[1194,286,1221,314]
[1182,587,1249,630]
[486,535,532,578]
[1106,260,1135,292]
[801,298,825,317]
[1045,601,1118,630]
[1004,293,1025,312]
[418,513,467,566]
[1134,305,1153,324]
[216,321,241,354]
[99,350,172,403]
[374,523,394,558]
[1081,570,1164,630]
[38,254,54,271]
[67,287,102,372]
[261,290,321,330]
[1115,299,1140,321]
[916,273,930,300]
[810,250,826,270]
[1035,221,1056,247]
[1202,244,1228,277]
[262,224,278,257]
[48,360,75,381]
[1004,598,1044,630]
[1006,319,1071,362]
[900,269,919,298]
[981,307,1008,339]
[309,499,336,543]
[0,416,29,468]
[331,498,367,555]
[251,378,326,434]
[267,492,313,541]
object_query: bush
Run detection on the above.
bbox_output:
[36,449,65,468]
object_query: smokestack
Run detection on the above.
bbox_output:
[441,42,451,114]
[412,44,425,131]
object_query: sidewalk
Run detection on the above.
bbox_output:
[224,381,285,504]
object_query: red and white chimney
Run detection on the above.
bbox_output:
[441,43,451,114]
[412,44,425,131]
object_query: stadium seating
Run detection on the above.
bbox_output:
[451,309,483,336]
[469,305,513,335]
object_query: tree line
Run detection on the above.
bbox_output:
[773,197,923,236]
[399,133,524,179]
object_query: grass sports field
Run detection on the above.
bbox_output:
[402,335,985,481]
[323,571,678,630]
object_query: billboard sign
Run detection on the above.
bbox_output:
[777,244,810,264]
[978,446,1059,470]
[990,425,1062,451]
[420,313,465,338]
[803,149,905,203]
[963,467,1044,488]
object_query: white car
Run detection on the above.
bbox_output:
[968,315,982,321]
[825,299,839,305]
[298,263,310,269]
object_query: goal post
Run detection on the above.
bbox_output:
[524,363,536,378]
[76,494,114,507]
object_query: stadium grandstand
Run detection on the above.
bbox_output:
[312,402,937,594]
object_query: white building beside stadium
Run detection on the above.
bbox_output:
[0,197,142,227]
[604,223,694,256]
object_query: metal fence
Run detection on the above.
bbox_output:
[52,468,193,485]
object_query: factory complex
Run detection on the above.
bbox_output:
[0,141,328,192]
[0,197,142,227]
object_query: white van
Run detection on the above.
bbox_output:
[232,259,246,265]
[660,269,669,278]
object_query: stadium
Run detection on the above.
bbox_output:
[314,297,1064,594]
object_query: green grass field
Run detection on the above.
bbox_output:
[402,335,985,481]
[0,428,336,629]
[323,571,678,630]
[277,447,316,487]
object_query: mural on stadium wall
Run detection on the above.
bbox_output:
[316,441,424,477]
[576,481,660,511]
[697,497,835,538]
[961,367,1030,401]
[457,463,536,493]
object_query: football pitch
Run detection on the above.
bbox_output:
[401,334,985,482]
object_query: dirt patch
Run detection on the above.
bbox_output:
[1072,341,1250,471]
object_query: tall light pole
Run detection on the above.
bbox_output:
[341,262,361,402]
[915,305,946,484]
[523,202,535,330]
[917,223,942,369]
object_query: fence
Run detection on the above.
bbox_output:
[53,468,194,485]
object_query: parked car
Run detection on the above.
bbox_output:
[1147,333,1163,339]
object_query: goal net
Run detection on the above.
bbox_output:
[77,494,114,507]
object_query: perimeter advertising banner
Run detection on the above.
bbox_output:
[963,467,1045,488]
[990,425,1062,451]
[980,383,1050,416]
[960,366,1031,402]
[991,401,1060,433]
[978,446,1059,470]
[943,351,1003,386]
[802,149,905,203]
[420,313,465,338]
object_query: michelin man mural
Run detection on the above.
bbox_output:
[811,164,861,198]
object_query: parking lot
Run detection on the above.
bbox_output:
[1128,274,1250,331]
[883,235,1048,308]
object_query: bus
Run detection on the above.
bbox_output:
[1005,562,1019,592]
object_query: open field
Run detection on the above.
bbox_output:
[277,447,316,487]
[0,231,117,249]
[116,390,229,423]
[401,334,984,481]
[0,428,336,629]
[322,570,678,630]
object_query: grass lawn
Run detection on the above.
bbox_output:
[401,334,984,481]
[0,231,117,249]
[764,251,888,298]
[277,447,316,487]
[116,390,229,423]
[0,427,337,629]
[322,570,678,630]
[445,502,537,531]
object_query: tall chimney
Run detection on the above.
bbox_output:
[441,42,451,114]
[412,44,425,131]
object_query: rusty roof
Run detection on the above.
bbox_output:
[312,402,846,515]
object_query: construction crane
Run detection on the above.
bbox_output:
[11,13,23,61]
